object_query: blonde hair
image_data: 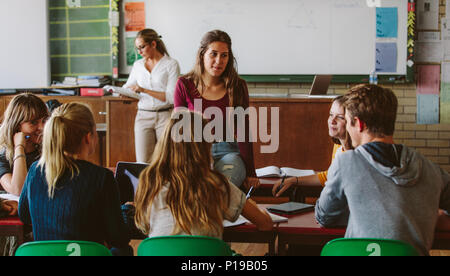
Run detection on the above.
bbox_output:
[0,93,48,165]
[134,110,231,236]
[38,103,95,198]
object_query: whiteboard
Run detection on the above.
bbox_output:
[0,0,50,89]
[121,0,407,76]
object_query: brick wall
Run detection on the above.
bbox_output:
[246,1,450,172]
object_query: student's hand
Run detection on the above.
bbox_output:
[245,177,260,189]
[2,200,18,216]
[272,177,297,198]
[13,132,27,149]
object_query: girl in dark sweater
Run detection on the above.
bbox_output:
[18,103,132,256]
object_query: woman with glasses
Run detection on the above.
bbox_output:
[123,29,180,163]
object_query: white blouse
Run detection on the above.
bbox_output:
[123,55,180,110]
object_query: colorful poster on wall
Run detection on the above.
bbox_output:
[441,62,450,123]
[125,2,145,32]
[126,36,142,66]
[376,7,398,38]
[417,94,440,124]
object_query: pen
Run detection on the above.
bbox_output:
[246,186,254,199]
[276,174,287,194]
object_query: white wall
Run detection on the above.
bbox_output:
[0,0,49,89]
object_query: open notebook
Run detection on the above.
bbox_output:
[224,212,288,227]
[256,166,315,178]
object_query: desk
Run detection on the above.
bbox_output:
[223,223,277,256]
[276,211,450,256]
[0,217,25,245]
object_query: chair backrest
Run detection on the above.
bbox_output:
[320,238,419,256]
[137,236,233,256]
[15,240,112,256]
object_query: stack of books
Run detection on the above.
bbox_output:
[54,76,111,87]
[77,76,111,87]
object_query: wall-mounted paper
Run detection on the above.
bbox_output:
[417,94,440,124]
[415,41,443,62]
[375,42,397,72]
[441,82,450,102]
[376,7,398,38]
[125,2,145,32]
[417,0,439,30]
[417,65,440,95]
[441,18,450,61]
[441,102,450,123]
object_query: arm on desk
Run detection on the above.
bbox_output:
[241,198,273,231]
[272,174,321,198]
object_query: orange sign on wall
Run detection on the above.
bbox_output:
[125,2,145,32]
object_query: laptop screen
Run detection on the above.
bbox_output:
[309,75,333,95]
[114,162,148,204]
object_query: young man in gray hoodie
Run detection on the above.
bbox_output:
[315,84,450,256]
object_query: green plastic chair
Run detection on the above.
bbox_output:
[320,238,419,256]
[15,240,112,256]
[137,235,234,256]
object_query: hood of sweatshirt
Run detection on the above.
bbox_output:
[358,142,422,187]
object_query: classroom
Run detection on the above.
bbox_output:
[0,0,450,259]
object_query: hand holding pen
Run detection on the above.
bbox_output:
[272,174,297,198]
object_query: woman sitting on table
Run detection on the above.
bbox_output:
[123,28,180,163]
[18,103,132,256]
[0,93,48,196]
[134,110,272,239]
[173,30,255,188]
[273,95,353,197]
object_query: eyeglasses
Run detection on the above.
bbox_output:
[135,44,148,52]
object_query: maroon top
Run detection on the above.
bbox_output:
[173,77,256,177]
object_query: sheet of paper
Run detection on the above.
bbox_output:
[441,83,450,102]
[124,2,145,32]
[417,0,439,30]
[375,42,397,72]
[415,41,443,62]
[417,94,440,124]
[418,31,440,42]
[417,65,440,95]
[0,193,19,202]
[441,102,450,123]
[447,1,450,19]
[441,18,450,61]
[376,7,398,38]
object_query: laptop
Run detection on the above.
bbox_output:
[114,161,149,204]
[309,75,333,95]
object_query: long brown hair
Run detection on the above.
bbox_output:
[0,93,48,165]
[183,30,247,108]
[134,110,231,236]
[38,103,96,198]
[136,29,169,57]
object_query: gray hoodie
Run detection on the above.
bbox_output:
[315,142,450,255]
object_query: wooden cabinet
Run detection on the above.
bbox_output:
[1,95,333,171]
[250,97,334,171]
[106,98,138,167]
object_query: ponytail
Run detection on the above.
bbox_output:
[38,103,95,198]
